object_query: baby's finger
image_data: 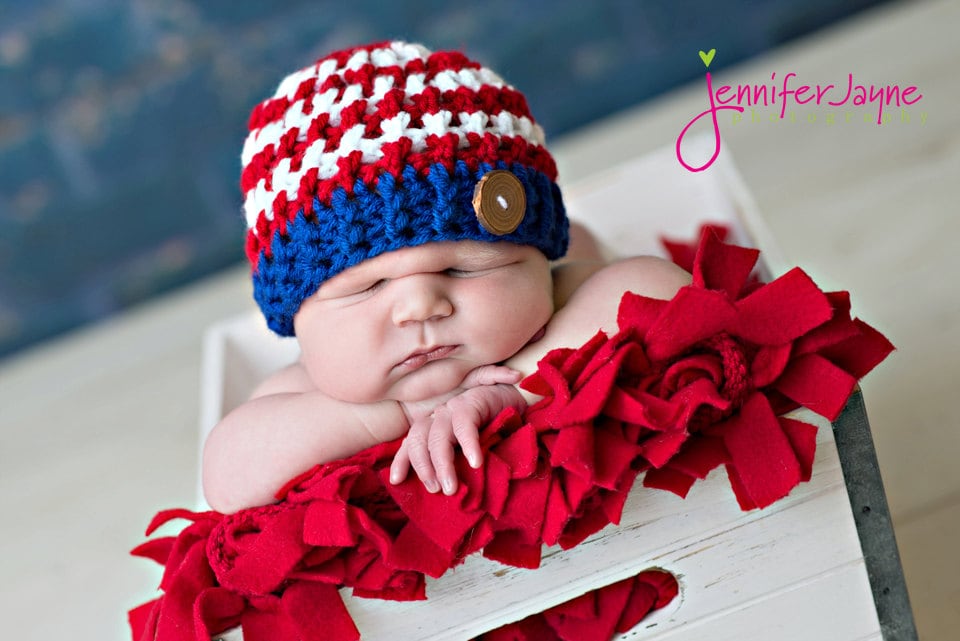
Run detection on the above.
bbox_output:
[453,417,483,469]
[427,409,459,495]
[404,418,441,493]
[389,441,411,485]
[445,393,484,469]
[461,364,522,388]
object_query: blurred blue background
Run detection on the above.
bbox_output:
[0,0,890,360]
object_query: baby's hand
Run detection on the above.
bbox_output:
[390,366,525,495]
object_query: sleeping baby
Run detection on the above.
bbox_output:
[202,40,690,514]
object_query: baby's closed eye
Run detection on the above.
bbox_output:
[444,268,481,277]
[443,259,517,278]
[360,279,388,293]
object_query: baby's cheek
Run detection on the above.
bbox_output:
[520,288,555,335]
[306,347,379,402]
[479,319,540,363]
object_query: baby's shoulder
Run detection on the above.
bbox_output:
[249,360,317,398]
[580,255,692,300]
[552,255,690,312]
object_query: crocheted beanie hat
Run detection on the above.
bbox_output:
[241,40,569,336]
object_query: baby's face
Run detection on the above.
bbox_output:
[293,241,554,403]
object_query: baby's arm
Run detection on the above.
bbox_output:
[203,362,521,512]
[202,365,409,513]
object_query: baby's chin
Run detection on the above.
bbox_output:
[386,360,476,403]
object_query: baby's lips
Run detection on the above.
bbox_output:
[396,345,457,371]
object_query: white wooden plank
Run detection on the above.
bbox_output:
[633,562,881,641]
[562,140,777,264]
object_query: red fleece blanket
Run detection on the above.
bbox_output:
[129,227,892,641]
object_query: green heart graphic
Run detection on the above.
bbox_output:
[699,48,716,68]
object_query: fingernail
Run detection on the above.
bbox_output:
[442,478,455,495]
[426,480,440,493]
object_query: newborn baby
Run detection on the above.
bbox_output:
[202,41,689,513]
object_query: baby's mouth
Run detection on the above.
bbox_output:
[396,345,457,371]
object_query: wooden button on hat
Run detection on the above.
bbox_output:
[472,170,527,235]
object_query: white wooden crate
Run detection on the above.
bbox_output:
[199,140,882,640]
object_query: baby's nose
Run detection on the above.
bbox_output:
[391,275,454,326]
